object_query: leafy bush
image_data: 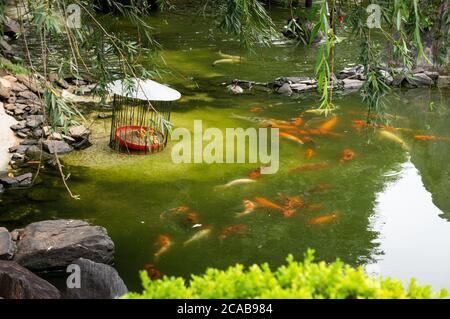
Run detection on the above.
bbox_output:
[124,250,448,299]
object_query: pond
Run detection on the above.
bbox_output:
[1,5,449,291]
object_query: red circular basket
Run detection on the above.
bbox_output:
[115,126,164,151]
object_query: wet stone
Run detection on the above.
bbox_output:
[42,140,73,154]
[0,227,14,260]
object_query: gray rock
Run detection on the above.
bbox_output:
[437,76,450,88]
[68,125,90,140]
[64,258,128,299]
[0,39,12,52]
[0,176,19,188]
[342,78,364,90]
[380,70,393,85]
[16,173,33,187]
[9,145,29,154]
[18,90,39,101]
[276,83,292,95]
[11,82,27,92]
[0,261,60,299]
[0,173,32,188]
[290,83,311,92]
[0,227,14,260]
[25,145,53,160]
[424,71,439,81]
[16,74,43,94]
[42,140,73,154]
[4,19,20,37]
[409,73,434,87]
[13,220,115,271]
[20,139,38,146]
[26,115,44,128]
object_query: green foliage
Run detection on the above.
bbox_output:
[124,250,448,299]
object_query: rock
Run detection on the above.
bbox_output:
[49,132,63,141]
[0,227,14,260]
[227,84,244,94]
[9,145,29,154]
[0,261,60,299]
[437,76,450,88]
[424,71,439,81]
[20,139,38,146]
[3,75,17,83]
[69,125,90,140]
[64,258,128,299]
[15,173,33,187]
[0,184,4,194]
[18,90,39,101]
[73,138,92,150]
[276,83,292,95]
[342,78,364,90]
[0,78,12,99]
[380,70,393,85]
[337,65,364,79]
[4,19,20,37]
[16,74,43,94]
[0,176,18,188]
[0,39,12,53]
[13,220,115,271]
[26,115,44,128]
[42,140,73,154]
[16,131,28,138]
[97,113,112,119]
[290,83,310,92]
[392,73,407,87]
[409,73,434,87]
[10,120,26,131]
[25,145,53,160]
[11,81,27,92]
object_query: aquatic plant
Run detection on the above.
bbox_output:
[124,250,448,299]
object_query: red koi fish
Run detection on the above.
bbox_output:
[144,263,162,280]
[248,167,262,179]
[308,213,338,225]
[219,224,248,241]
[415,135,450,141]
[340,149,356,162]
[291,162,329,173]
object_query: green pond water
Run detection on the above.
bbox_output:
[1,6,450,291]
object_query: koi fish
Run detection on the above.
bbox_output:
[250,107,264,113]
[220,178,256,188]
[415,135,450,141]
[308,213,338,225]
[212,58,244,67]
[254,197,284,211]
[293,117,304,126]
[319,116,338,132]
[279,132,304,144]
[160,205,190,219]
[248,167,262,179]
[218,51,242,60]
[280,195,304,218]
[379,130,409,150]
[340,149,356,162]
[236,199,256,217]
[144,263,162,280]
[183,228,212,246]
[219,224,248,241]
[304,148,316,159]
[154,235,172,258]
[290,162,329,172]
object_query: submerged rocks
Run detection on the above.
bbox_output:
[342,78,364,90]
[64,258,128,299]
[13,219,115,271]
[408,73,435,87]
[0,172,32,188]
[0,261,61,299]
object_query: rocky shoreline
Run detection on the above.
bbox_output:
[0,219,127,299]
[231,64,450,95]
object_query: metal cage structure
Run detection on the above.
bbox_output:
[107,78,181,154]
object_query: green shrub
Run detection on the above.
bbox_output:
[124,250,448,299]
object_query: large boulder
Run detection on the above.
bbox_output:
[0,261,60,299]
[0,227,14,260]
[408,73,435,87]
[64,258,128,299]
[42,140,73,154]
[13,220,115,271]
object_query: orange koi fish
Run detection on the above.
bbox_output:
[319,116,337,132]
[250,107,263,113]
[170,206,190,213]
[293,117,304,126]
[279,132,304,144]
[219,224,248,241]
[340,149,356,162]
[144,263,162,280]
[304,148,316,159]
[308,213,338,225]
[154,235,172,258]
[248,167,262,179]
[254,197,284,211]
[291,162,329,172]
[236,199,256,217]
[280,194,304,210]
[415,135,450,141]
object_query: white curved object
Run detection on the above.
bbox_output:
[107,78,181,101]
